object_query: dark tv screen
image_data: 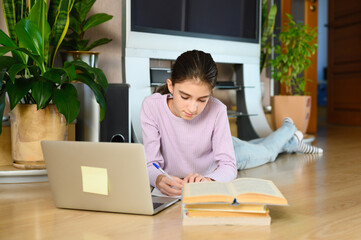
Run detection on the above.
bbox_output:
[131,0,259,43]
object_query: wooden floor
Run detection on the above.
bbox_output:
[1,124,361,240]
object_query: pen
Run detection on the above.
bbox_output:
[152,163,176,182]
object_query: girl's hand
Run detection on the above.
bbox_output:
[183,173,213,183]
[156,175,184,196]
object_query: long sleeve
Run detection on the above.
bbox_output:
[140,97,163,187]
[205,106,237,182]
[141,93,237,187]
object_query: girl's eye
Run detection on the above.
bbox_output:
[181,96,188,100]
[199,99,206,103]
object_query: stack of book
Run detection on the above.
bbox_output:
[182,178,288,226]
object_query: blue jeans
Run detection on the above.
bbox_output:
[233,121,298,170]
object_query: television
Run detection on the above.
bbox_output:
[123,0,272,142]
[131,0,259,43]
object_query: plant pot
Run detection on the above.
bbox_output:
[10,104,68,169]
[61,51,99,67]
[271,95,311,134]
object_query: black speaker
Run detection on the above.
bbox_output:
[100,84,130,142]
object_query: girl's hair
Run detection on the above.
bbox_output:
[156,50,218,94]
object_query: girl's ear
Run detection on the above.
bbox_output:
[166,79,173,94]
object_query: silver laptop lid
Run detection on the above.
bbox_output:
[42,141,159,215]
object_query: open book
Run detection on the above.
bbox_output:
[182,178,288,205]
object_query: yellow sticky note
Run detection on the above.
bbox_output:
[81,166,108,195]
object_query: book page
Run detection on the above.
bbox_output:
[184,181,233,197]
[231,178,284,198]
[151,187,181,199]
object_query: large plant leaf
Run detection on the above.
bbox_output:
[0,56,17,70]
[32,79,53,109]
[0,46,43,70]
[28,0,51,64]
[15,0,27,22]
[2,0,17,41]
[50,0,75,67]
[71,60,107,91]
[43,69,63,84]
[83,13,112,31]
[74,73,106,121]
[48,0,61,28]
[6,76,33,109]
[0,29,26,63]
[52,83,80,124]
[73,0,96,23]
[15,19,44,59]
[84,38,112,51]
[92,68,108,92]
[68,15,81,35]
[62,62,76,82]
[8,62,27,83]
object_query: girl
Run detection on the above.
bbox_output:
[141,50,322,196]
[141,50,236,196]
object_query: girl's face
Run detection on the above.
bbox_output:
[167,78,212,120]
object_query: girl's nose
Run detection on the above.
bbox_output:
[188,101,198,113]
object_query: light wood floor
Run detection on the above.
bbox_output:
[1,125,361,240]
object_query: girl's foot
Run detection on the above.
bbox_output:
[294,131,323,154]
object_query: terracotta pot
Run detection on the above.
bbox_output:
[271,95,311,134]
[10,104,67,169]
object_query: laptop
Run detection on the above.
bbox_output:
[41,141,179,215]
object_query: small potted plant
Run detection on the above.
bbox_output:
[269,13,317,133]
[60,0,113,66]
[0,0,108,169]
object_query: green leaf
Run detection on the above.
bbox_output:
[63,62,77,81]
[83,13,113,31]
[84,38,112,51]
[73,0,96,23]
[43,69,63,84]
[0,56,17,70]
[69,15,81,35]
[75,73,106,121]
[15,19,43,58]
[93,68,108,91]
[48,0,61,28]
[32,80,53,109]
[28,0,51,64]
[50,0,75,67]
[6,77,33,109]
[0,29,27,63]
[53,83,80,124]
[2,0,17,42]
[8,63,27,83]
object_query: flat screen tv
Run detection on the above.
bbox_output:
[131,0,259,43]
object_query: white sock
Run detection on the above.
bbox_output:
[283,117,294,125]
[294,131,323,154]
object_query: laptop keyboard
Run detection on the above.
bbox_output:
[153,202,163,209]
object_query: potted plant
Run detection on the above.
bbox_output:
[269,13,317,133]
[60,0,113,66]
[0,0,108,169]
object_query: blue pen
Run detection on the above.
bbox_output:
[152,163,176,182]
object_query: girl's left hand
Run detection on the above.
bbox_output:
[183,173,213,183]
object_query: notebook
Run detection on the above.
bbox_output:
[41,141,179,215]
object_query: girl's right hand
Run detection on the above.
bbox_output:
[156,175,184,196]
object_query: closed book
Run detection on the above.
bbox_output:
[183,203,266,213]
[182,208,271,226]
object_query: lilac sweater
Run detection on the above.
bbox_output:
[140,93,237,187]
